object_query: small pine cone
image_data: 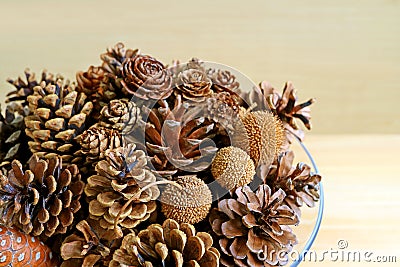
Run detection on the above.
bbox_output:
[60,219,118,267]
[0,103,31,171]
[75,125,122,173]
[211,146,255,190]
[0,155,84,239]
[160,175,212,224]
[99,98,141,132]
[175,68,213,102]
[210,185,298,266]
[266,150,321,215]
[204,91,240,133]
[6,69,57,108]
[110,219,220,267]
[208,68,240,92]
[121,54,173,100]
[232,108,285,168]
[24,76,93,165]
[85,144,159,233]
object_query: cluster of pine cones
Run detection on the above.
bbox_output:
[0,42,321,267]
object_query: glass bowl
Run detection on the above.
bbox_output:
[288,136,324,266]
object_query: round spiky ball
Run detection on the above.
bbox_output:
[160,175,212,224]
[211,146,255,190]
[233,108,285,167]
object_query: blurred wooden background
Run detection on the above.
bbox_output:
[1,1,400,266]
[0,0,399,134]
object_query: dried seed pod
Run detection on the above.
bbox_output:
[233,108,285,167]
[211,146,255,190]
[160,175,212,224]
[175,68,212,102]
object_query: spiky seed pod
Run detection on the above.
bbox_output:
[210,185,299,266]
[6,69,57,108]
[74,125,122,174]
[160,175,212,224]
[110,219,220,267]
[85,144,159,233]
[0,155,84,239]
[265,150,321,216]
[207,69,240,92]
[60,220,118,267]
[0,103,31,171]
[175,68,213,102]
[121,54,173,100]
[144,94,217,177]
[0,226,59,267]
[99,98,137,131]
[233,108,285,168]
[211,146,255,190]
[24,76,93,165]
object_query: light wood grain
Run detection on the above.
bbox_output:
[0,0,399,134]
[296,134,400,266]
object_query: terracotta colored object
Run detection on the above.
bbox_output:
[0,226,58,267]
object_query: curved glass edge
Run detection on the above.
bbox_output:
[290,140,325,267]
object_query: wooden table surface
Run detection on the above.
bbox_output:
[294,134,400,266]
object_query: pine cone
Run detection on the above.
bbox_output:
[261,81,315,144]
[76,66,108,120]
[175,68,213,102]
[265,150,321,216]
[75,125,122,174]
[0,155,84,239]
[6,69,57,108]
[99,98,141,132]
[110,219,220,267]
[208,69,240,92]
[210,185,298,266]
[24,76,94,165]
[0,102,31,171]
[60,219,118,267]
[85,144,159,233]
[144,94,217,176]
[121,54,173,100]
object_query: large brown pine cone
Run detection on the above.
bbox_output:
[121,54,173,100]
[0,155,84,239]
[60,219,118,267]
[85,144,159,234]
[0,102,31,171]
[175,68,213,102]
[110,219,220,267]
[144,94,217,177]
[24,76,94,165]
[265,150,321,216]
[210,185,298,266]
